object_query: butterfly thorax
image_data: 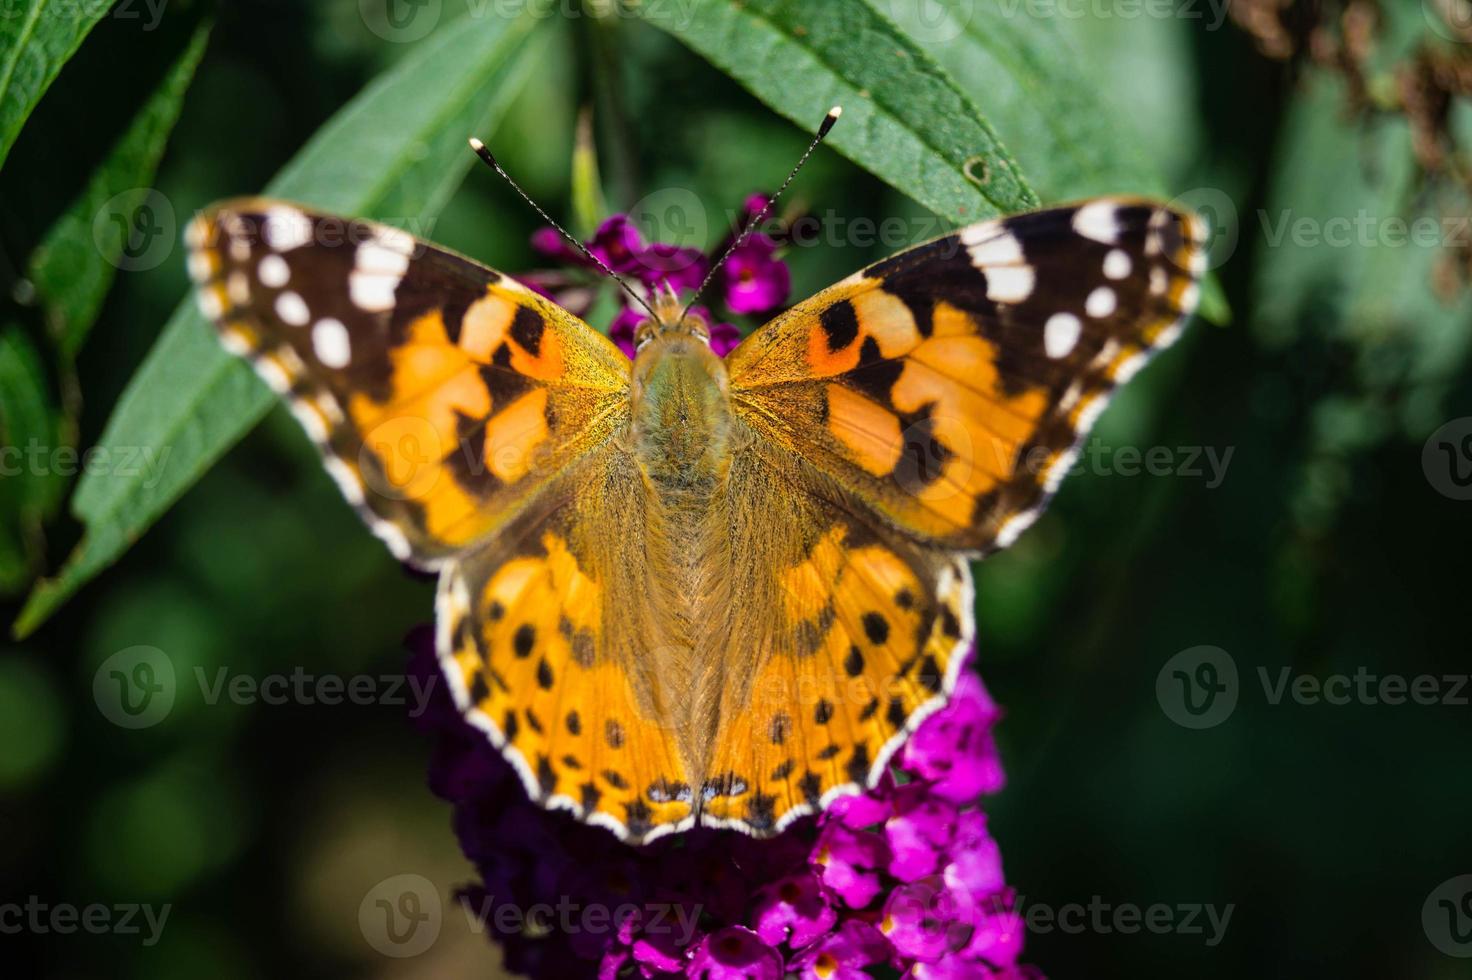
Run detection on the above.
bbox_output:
[628,325,734,492]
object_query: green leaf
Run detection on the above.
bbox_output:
[13,15,549,638]
[887,0,1230,324]
[633,0,1038,223]
[28,20,211,355]
[883,0,1158,202]
[0,0,115,171]
[0,326,62,595]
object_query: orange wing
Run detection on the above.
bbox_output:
[726,198,1206,554]
[187,198,630,568]
[696,437,975,835]
[435,453,695,842]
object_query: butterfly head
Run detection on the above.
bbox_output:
[633,281,711,352]
[629,292,732,485]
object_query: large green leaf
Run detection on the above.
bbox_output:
[13,15,548,638]
[28,21,211,355]
[0,0,114,171]
[634,0,1038,223]
[0,326,61,594]
[883,0,1157,202]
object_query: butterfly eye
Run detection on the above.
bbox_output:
[681,312,711,344]
[634,319,660,350]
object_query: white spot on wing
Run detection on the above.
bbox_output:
[965,229,1024,267]
[197,287,225,320]
[349,272,399,312]
[1103,248,1131,280]
[263,206,313,252]
[275,291,310,326]
[1086,286,1117,319]
[312,318,351,368]
[985,266,1034,303]
[258,254,290,288]
[1073,201,1121,244]
[187,251,213,283]
[1044,312,1082,359]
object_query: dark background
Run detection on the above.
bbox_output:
[3,1,1471,977]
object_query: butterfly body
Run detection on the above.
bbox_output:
[188,194,1206,843]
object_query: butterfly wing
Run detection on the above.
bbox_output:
[725,198,1207,554]
[186,198,630,568]
[695,437,974,834]
[436,449,697,842]
[700,199,1205,831]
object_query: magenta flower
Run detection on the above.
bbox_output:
[588,214,648,275]
[523,192,801,361]
[407,622,1038,979]
[688,927,784,979]
[753,873,836,948]
[789,920,891,980]
[719,233,790,315]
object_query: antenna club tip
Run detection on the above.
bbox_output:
[828,105,843,118]
[468,136,485,151]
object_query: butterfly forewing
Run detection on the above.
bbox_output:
[725,197,1207,554]
[186,198,630,567]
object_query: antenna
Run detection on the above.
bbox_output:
[468,137,657,321]
[680,106,842,321]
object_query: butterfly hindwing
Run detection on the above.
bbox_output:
[725,197,1207,554]
[436,452,696,842]
[186,198,630,567]
[696,438,974,834]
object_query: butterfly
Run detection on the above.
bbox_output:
[187,188,1204,843]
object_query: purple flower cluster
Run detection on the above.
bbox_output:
[407,627,1038,979]
[522,195,790,359]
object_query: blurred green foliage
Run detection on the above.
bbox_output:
[2,1,1471,978]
